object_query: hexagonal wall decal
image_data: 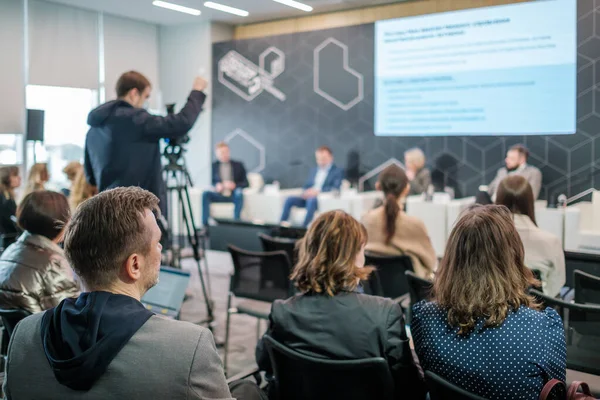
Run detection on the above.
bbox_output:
[314,38,364,111]
[224,129,265,173]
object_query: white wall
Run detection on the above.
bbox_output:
[158,22,234,189]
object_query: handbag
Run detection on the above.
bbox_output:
[567,381,596,400]
[539,379,597,400]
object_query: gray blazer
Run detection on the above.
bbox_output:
[409,168,432,195]
[488,164,543,199]
[4,312,234,400]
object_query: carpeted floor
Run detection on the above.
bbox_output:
[177,250,268,378]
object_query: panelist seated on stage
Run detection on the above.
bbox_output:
[280,146,344,228]
[496,175,565,298]
[202,142,248,226]
[404,148,431,196]
[487,144,542,200]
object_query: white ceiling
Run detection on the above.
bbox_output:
[43,0,407,25]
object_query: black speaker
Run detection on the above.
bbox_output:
[26,109,45,142]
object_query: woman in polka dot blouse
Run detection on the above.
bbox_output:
[411,204,566,400]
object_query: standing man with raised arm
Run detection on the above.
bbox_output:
[84,71,208,217]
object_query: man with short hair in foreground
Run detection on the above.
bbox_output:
[3,187,262,399]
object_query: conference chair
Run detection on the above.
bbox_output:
[262,334,394,400]
[258,233,297,269]
[0,308,31,370]
[530,289,600,376]
[425,371,489,400]
[574,269,600,305]
[224,245,293,375]
[365,253,413,302]
[565,251,600,288]
[405,270,432,324]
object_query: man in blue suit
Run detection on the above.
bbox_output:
[280,146,344,227]
[202,142,248,225]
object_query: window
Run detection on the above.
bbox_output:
[26,85,98,191]
[0,134,24,166]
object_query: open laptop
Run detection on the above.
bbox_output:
[141,266,190,319]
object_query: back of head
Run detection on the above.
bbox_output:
[433,204,540,335]
[27,163,49,185]
[291,210,372,296]
[495,175,536,225]
[69,170,96,210]
[63,161,83,182]
[17,191,70,240]
[64,187,159,290]
[116,71,151,98]
[0,165,19,197]
[378,165,409,244]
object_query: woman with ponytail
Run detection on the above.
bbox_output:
[361,165,437,278]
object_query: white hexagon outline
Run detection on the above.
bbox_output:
[358,158,404,191]
[224,128,266,173]
[259,46,286,78]
[314,37,364,111]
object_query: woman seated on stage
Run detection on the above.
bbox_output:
[255,210,425,399]
[495,175,565,297]
[362,165,437,278]
[404,148,431,195]
[411,204,566,400]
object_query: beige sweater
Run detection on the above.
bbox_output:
[362,207,437,279]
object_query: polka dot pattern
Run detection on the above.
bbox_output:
[411,301,566,400]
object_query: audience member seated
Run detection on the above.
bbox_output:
[496,175,565,297]
[412,204,566,400]
[68,168,97,211]
[404,148,431,196]
[280,146,344,227]
[256,210,426,399]
[22,162,50,199]
[0,166,21,235]
[483,144,542,202]
[202,141,248,226]
[362,165,437,279]
[3,187,263,400]
[61,161,83,197]
[0,191,79,313]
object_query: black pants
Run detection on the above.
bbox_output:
[229,379,267,400]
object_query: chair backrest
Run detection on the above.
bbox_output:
[565,251,600,288]
[574,269,600,305]
[227,245,293,302]
[365,253,413,299]
[247,172,264,190]
[425,371,489,400]
[0,308,31,355]
[530,289,600,375]
[263,334,394,400]
[258,233,297,269]
[405,270,432,306]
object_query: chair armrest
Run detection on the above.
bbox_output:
[226,367,261,385]
[278,188,304,196]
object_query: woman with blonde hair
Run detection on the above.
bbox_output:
[404,147,431,195]
[362,164,437,278]
[62,161,83,197]
[23,163,49,198]
[69,169,97,210]
[256,210,425,399]
[411,205,565,399]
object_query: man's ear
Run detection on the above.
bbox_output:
[123,253,143,283]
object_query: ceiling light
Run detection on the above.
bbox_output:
[152,1,201,16]
[204,2,249,17]
[272,0,313,12]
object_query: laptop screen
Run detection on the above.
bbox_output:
[141,267,190,311]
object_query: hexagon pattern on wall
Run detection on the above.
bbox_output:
[213,3,598,199]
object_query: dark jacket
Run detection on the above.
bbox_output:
[302,164,344,192]
[256,291,426,399]
[211,160,248,188]
[409,168,432,195]
[84,91,206,216]
[0,232,79,314]
[0,191,17,235]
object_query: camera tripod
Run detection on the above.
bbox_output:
[162,146,216,332]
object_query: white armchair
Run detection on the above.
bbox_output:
[209,172,264,221]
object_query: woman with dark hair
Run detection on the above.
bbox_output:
[256,210,425,399]
[361,165,436,278]
[0,191,79,313]
[0,166,21,235]
[496,175,565,297]
[411,205,566,400]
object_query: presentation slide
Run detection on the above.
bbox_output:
[374,0,576,137]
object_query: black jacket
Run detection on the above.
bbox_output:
[0,192,17,235]
[211,160,248,188]
[84,91,206,216]
[256,291,426,399]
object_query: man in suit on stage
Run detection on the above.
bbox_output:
[280,146,344,227]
